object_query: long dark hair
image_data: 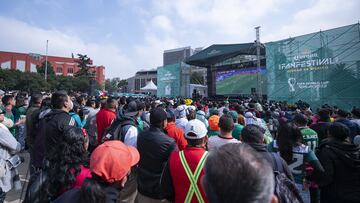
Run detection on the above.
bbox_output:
[277,123,303,164]
[46,128,89,199]
[77,175,107,203]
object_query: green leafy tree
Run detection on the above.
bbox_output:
[0,68,100,93]
[117,79,128,88]
[75,54,92,77]
[105,78,118,93]
[104,78,128,93]
[37,61,55,76]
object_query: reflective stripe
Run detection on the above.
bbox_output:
[179,151,208,203]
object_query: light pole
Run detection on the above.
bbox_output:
[255,26,262,101]
[45,40,49,81]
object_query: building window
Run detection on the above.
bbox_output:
[56,67,63,73]
[68,68,74,74]
[135,79,140,90]
[140,78,146,88]
[1,61,11,69]
[30,63,37,72]
[16,60,26,72]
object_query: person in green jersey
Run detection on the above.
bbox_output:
[293,113,319,151]
[227,110,243,140]
[268,123,324,203]
[293,113,320,203]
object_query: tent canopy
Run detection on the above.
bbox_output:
[141,80,157,91]
[185,43,265,67]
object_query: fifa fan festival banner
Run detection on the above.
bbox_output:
[157,63,181,97]
[216,67,266,95]
[266,23,360,109]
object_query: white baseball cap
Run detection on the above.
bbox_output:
[187,105,196,111]
[185,119,208,139]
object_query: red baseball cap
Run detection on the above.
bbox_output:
[90,140,140,183]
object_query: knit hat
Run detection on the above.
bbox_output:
[228,111,238,122]
[208,115,220,131]
[166,109,175,120]
[125,101,138,117]
[90,141,139,183]
[210,109,219,116]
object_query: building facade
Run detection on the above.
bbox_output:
[163,46,193,66]
[126,69,157,94]
[0,51,105,85]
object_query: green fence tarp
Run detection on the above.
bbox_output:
[266,23,360,109]
[157,63,182,97]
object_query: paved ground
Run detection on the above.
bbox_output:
[5,152,30,203]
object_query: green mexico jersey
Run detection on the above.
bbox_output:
[268,140,318,184]
[232,123,244,140]
[300,127,319,151]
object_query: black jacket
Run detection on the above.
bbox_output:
[314,138,360,203]
[137,127,177,199]
[310,121,331,143]
[53,184,120,203]
[248,143,294,181]
[45,109,75,161]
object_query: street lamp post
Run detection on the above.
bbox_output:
[45,40,49,81]
[255,26,262,101]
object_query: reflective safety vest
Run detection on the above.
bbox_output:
[179,150,208,203]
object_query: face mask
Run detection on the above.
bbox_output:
[68,100,74,111]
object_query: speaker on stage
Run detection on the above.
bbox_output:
[207,66,216,97]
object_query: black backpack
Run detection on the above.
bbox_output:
[101,117,136,143]
[32,109,51,169]
[270,153,304,203]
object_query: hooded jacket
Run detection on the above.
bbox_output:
[314,138,360,203]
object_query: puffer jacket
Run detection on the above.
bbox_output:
[137,127,177,199]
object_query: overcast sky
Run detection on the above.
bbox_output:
[0,0,359,79]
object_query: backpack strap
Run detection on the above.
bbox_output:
[270,152,283,172]
[118,119,137,142]
[120,124,132,142]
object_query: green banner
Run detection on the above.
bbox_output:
[157,63,181,97]
[266,23,360,109]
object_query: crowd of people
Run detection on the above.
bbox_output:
[0,89,360,203]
